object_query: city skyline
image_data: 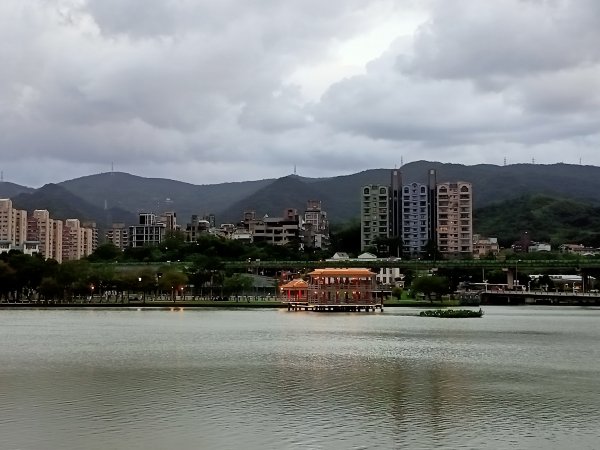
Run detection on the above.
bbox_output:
[2,1,600,187]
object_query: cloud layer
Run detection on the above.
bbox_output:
[2,0,600,186]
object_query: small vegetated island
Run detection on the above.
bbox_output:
[419,309,484,318]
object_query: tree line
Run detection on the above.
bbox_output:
[0,251,258,303]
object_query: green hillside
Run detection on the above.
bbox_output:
[474,195,600,247]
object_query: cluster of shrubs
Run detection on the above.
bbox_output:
[419,308,483,318]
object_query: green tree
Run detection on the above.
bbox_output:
[223,273,254,297]
[329,221,361,256]
[0,261,16,302]
[412,275,450,301]
[88,243,122,262]
[158,270,188,301]
[57,260,92,301]
[38,277,62,301]
[185,255,224,297]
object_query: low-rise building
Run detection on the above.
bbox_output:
[129,213,166,248]
[325,252,404,288]
[248,209,301,246]
[559,244,598,255]
[473,234,500,259]
[185,215,210,242]
[528,242,551,253]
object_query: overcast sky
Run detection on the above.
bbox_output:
[2,0,600,187]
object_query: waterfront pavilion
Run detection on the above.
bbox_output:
[279,278,308,301]
[307,268,377,305]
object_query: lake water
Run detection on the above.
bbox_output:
[0,306,599,450]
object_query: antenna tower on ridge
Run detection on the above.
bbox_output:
[400,155,404,167]
[503,157,507,166]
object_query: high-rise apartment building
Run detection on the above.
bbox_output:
[27,210,63,262]
[390,170,402,241]
[428,169,438,245]
[0,199,28,247]
[360,185,390,252]
[62,219,94,261]
[402,182,430,256]
[359,170,474,258]
[82,221,98,252]
[106,223,129,250]
[436,181,473,256]
[303,200,329,249]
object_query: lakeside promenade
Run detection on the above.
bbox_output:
[2,293,600,308]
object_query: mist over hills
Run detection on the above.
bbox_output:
[58,172,273,221]
[10,184,135,226]
[3,161,600,231]
[0,181,34,198]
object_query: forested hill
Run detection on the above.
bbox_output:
[474,195,600,247]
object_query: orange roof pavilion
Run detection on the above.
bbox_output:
[280,278,308,301]
[308,268,375,278]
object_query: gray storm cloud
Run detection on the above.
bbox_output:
[1,0,599,186]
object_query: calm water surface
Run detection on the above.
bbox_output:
[0,306,599,449]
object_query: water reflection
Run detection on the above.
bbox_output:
[0,307,598,449]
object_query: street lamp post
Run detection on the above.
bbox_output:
[515,259,522,290]
[138,277,145,305]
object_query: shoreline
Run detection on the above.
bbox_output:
[0,300,463,309]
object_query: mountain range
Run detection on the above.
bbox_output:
[1,161,600,232]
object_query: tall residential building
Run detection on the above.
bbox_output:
[82,226,94,257]
[106,223,129,250]
[82,221,98,252]
[129,213,166,248]
[428,168,438,245]
[27,210,63,262]
[360,185,390,252]
[436,181,473,257]
[62,219,83,262]
[0,199,28,247]
[402,182,430,256]
[390,170,402,241]
[303,200,329,249]
[62,219,94,261]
